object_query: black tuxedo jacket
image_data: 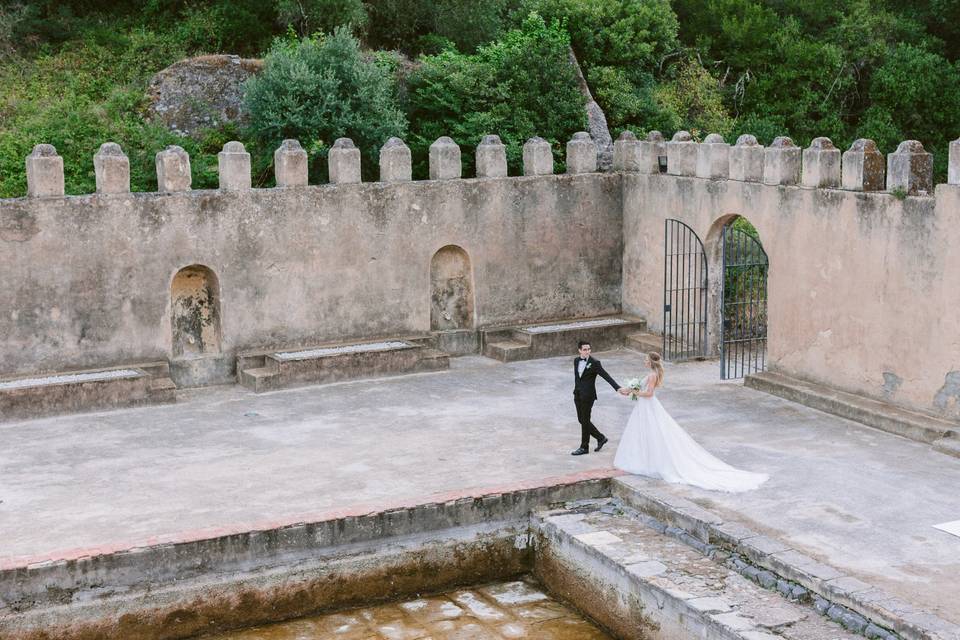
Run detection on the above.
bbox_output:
[572,356,620,401]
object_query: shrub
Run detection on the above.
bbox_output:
[406,13,586,177]
[243,28,407,182]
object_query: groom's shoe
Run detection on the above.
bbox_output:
[595,435,609,452]
[570,447,589,456]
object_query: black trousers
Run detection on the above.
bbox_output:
[574,397,605,448]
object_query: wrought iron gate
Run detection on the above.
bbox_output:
[662,219,708,361]
[721,224,768,379]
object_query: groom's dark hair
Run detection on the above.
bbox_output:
[577,340,591,349]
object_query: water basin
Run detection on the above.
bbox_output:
[204,579,611,639]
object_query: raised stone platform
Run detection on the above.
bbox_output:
[746,370,960,458]
[481,315,646,362]
[1,355,957,634]
[236,338,449,392]
[0,362,175,421]
[609,476,960,640]
[536,498,869,640]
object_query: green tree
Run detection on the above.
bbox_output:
[860,43,960,178]
[366,0,511,53]
[274,0,367,38]
[243,28,407,182]
[406,13,585,177]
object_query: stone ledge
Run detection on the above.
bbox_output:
[611,477,960,640]
[0,469,620,613]
[745,371,959,458]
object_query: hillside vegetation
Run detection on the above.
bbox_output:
[1,0,957,195]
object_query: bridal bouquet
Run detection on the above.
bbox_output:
[625,377,643,400]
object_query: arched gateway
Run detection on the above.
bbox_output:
[662,219,708,361]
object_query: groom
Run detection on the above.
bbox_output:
[571,340,627,455]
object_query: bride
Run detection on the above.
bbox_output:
[613,352,768,492]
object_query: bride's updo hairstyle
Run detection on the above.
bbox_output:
[648,352,664,387]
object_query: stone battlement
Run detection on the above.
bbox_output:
[2,128,960,425]
[12,131,960,201]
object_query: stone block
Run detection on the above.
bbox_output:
[156,145,191,193]
[763,136,800,185]
[274,139,308,187]
[729,135,764,181]
[666,130,697,176]
[887,140,933,195]
[523,136,553,176]
[842,139,885,191]
[612,130,641,171]
[637,130,666,174]
[566,131,598,174]
[475,134,507,178]
[950,138,960,185]
[696,133,729,179]
[429,136,461,180]
[217,141,251,190]
[802,136,841,188]
[328,137,361,184]
[380,137,412,182]
[25,144,64,197]
[93,142,130,194]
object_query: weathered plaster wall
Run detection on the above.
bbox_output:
[0,174,622,377]
[622,174,960,421]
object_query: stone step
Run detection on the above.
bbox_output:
[483,340,531,362]
[237,339,450,393]
[625,332,662,354]
[535,499,878,640]
[481,315,647,362]
[746,370,960,458]
[610,476,960,640]
[0,362,175,422]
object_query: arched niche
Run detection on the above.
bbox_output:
[430,245,475,331]
[170,265,222,357]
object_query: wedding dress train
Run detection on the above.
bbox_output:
[613,379,768,492]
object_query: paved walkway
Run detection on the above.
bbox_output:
[1,352,957,623]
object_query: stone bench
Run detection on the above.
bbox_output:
[0,362,175,421]
[237,338,450,392]
[481,315,647,362]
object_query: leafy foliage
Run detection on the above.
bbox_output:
[367,0,512,53]
[243,28,407,182]
[405,13,586,177]
[275,0,368,38]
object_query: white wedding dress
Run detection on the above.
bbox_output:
[614,375,768,492]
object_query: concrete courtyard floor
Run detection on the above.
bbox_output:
[1,350,958,624]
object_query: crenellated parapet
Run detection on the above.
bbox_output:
[476,135,507,178]
[8,129,960,202]
[26,144,64,197]
[801,137,840,188]
[842,139,885,191]
[218,141,251,190]
[94,143,130,195]
[696,133,729,179]
[566,132,598,174]
[666,131,697,177]
[729,135,764,182]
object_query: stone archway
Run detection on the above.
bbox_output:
[170,265,221,357]
[430,246,475,331]
[705,216,769,379]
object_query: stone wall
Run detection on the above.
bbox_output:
[4,128,960,423]
[620,133,960,422]
[0,135,621,380]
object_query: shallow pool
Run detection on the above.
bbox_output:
[204,579,612,639]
